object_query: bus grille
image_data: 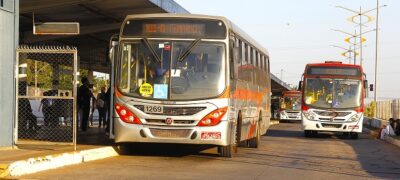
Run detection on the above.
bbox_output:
[321,123,342,128]
[145,119,195,125]
[314,111,351,117]
[319,118,346,122]
[149,129,191,138]
[135,105,206,116]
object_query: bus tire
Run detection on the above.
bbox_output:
[248,121,261,148]
[116,143,130,155]
[218,145,233,158]
[236,113,246,147]
[304,130,312,138]
[350,132,359,139]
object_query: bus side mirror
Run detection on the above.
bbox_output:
[364,80,368,89]
[298,81,303,91]
[369,84,374,91]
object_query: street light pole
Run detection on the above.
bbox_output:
[374,0,380,118]
[359,6,363,66]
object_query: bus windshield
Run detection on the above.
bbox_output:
[304,78,362,109]
[280,96,301,110]
[118,40,226,100]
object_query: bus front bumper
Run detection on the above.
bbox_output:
[114,118,232,146]
[302,119,363,133]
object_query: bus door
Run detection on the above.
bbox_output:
[108,35,118,139]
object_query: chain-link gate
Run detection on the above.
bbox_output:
[16,45,77,148]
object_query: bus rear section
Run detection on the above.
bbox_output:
[300,61,367,139]
[279,90,302,121]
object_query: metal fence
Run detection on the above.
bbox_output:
[374,99,400,120]
[16,45,77,147]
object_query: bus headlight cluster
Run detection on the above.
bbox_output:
[303,110,316,121]
[349,112,363,122]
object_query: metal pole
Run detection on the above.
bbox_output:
[353,30,357,65]
[359,6,363,66]
[73,51,78,151]
[35,61,38,96]
[348,46,352,63]
[374,0,379,118]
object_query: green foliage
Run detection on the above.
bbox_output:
[25,59,53,89]
[364,102,376,118]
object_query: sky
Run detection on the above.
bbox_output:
[174,0,400,99]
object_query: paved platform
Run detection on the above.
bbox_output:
[0,127,117,177]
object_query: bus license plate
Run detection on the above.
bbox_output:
[144,105,163,114]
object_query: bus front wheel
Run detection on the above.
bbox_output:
[350,132,359,139]
[218,145,233,158]
[304,130,312,138]
[248,121,261,148]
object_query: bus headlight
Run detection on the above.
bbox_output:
[303,111,316,121]
[349,112,363,122]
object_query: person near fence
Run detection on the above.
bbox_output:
[38,91,54,127]
[97,86,107,128]
[105,86,111,134]
[18,81,39,137]
[89,85,96,127]
[395,119,400,136]
[78,77,94,132]
[53,91,65,126]
[64,91,73,126]
[380,118,396,139]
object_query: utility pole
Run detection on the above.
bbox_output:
[374,0,380,118]
[359,6,363,66]
[353,30,357,64]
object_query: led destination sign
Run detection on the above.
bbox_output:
[143,23,205,36]
[307,67,361,76]
[122,18,226,39]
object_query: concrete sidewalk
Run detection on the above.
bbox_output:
[0,127,118,178]
[363,127,400,149]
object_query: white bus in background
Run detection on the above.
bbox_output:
[108,14,271,157]
[279,90,302,121]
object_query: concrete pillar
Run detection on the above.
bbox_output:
[0,0,18,147]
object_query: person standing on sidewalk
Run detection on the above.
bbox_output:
[77,77,94,132]
[97,86,107,128]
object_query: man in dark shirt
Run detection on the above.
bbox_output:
[77,77,94,132]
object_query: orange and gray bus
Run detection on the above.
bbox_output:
[108,14,271,157]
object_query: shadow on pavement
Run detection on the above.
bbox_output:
[116,143,218,158]
[264,123,400,179]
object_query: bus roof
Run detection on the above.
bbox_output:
[304,61,364,74]
[305,61,362,68]
[122,13,269,56]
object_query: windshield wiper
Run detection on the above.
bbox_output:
[141,38,161,63]
[178,38,202,62]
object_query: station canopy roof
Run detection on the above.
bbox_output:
[19,0,189,72]
[19,0,291,93]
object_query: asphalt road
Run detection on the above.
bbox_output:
[21,122,400,180]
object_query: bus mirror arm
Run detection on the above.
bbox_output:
[298,81,303,91]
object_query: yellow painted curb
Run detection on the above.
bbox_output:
[270,121,280,126]
[1,146,119,178]
[0,164,9,177]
